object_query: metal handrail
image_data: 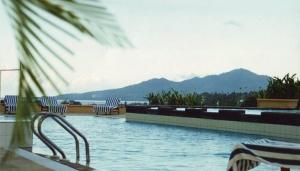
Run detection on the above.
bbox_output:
[51,116,80,163]
[32,112,90,165]
[37,115,67,159]
[45,113,90,164]
[31,114,58,157]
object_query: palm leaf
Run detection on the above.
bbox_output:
[1,0,131,160]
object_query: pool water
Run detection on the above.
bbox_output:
[33,116,287,171]
[0,115,16,122]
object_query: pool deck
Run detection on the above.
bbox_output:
[0,148,76,171]
[0,150,52,171]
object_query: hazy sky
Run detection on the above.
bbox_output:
[0,0,300,96]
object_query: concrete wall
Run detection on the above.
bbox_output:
[0,121,14,148]
[0,120,33,149]
[126,113,300,141]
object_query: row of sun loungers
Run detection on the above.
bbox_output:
[2,95,121,115]
[3,95,67,114]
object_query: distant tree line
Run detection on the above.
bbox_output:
[145,74,300,107]
[145,89,259,107]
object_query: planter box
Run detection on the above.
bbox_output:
[0,103,4,113]
[0,103,41,114]
[257,99,299,109]
[66,105,94,113]
[118,106,126,114]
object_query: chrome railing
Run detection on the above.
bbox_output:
[31,113,90,165]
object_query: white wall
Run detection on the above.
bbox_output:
[126,113,300,141]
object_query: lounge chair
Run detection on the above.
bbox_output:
[40,96,67,114]
[227,139,300,171]
[94,97,121,115]
[4,95,18,113]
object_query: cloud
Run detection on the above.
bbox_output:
[223,20,242,28]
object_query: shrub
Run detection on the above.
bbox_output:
[146,90,255,107]
[264,74,300,99]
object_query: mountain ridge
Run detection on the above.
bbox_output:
[58,68,270,100]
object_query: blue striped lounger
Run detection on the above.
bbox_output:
[94,98,121,115]
[227,139,300,171]
[4,95,18,113]
[40,96,67,114]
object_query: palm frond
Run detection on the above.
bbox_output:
[1,0,131,158]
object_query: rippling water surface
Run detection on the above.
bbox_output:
[33,116,284,171]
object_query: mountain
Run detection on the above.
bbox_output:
[58,68,270,101]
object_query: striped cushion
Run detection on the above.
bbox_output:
[227,139,300,171]
[106,97,120,106]
[94,98,120,114]
[40,96,67,114]
[4,95,18,113]
[40,96,59,106]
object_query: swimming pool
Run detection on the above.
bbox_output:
[32,116,287,171]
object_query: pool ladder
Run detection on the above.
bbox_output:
[31,113,90,165]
